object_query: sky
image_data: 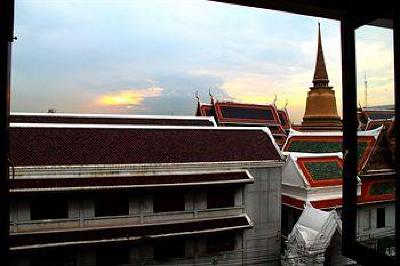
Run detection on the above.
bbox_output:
[12,0,394,122]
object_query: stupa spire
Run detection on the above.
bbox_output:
[312,22,329,88]
[301,23,342,131]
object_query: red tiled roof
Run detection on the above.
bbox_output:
[282,195,345,210]
[10,216,252,249]
[277,110,290,130]
[10,126,281,166]
[296,156,343,187]
[197,104,213,117]
[282,173,395,210]
[360,176,396,203]
[282,135,376,170]
[214,102,281,125]
[365,119,393,131]
[10,113,215,127]
[11,171,254,192]
[364,110,394,120]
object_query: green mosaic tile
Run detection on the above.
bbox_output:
[303,161,342,180]
[288,141,341,153]
[288,140,368,161]
[369,182,395,195]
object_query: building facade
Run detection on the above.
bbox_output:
[9,115,284,265]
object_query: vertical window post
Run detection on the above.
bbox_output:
[340,15,358,257]
[0,0,14,265]
[393,6,400,264]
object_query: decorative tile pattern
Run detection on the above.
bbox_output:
[220,106,274,120]
[288,141,368,160]
[304,161,342,180]
[369,182,395,196]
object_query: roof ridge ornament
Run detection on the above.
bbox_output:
[209,88,215,104]
[284,98,289,110]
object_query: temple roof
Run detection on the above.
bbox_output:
[364,110,394,120]
[282,127,395,209]
[312,23,329,85]
[10,124,283,166]
[282,152,395,209]
[213,102,281,125]
[282,128,381,170]
[277,109,290,130]
[284,153,345,188]
[195,100,289,146]
[10,112,216,127]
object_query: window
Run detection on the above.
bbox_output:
[281,206,289,236]
[377,207,386,228]
[207,188,235,209]
[31,249,76,266]
[30,197,69,220]
[153,192,185,213]
[207,232,235,253]
[96,245,130,266]
[154,239,185,260]
[94,193,129,217]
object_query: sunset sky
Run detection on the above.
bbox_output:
[12,0,394,122]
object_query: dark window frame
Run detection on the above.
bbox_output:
[341,14,399,266]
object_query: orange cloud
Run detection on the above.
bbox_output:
[97,87,163,107]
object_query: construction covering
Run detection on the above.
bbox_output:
[282,202,339,265]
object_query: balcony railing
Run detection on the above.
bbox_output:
[10,206,245,233]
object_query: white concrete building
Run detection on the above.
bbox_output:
[9,114,285,266]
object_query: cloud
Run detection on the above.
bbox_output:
[11,2,393,122]
[96,87,163,107]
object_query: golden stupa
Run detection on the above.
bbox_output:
[301,23,342,131]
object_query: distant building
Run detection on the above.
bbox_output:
[9,113,284,266]
[281,127,396,259]
[195,97,290,146]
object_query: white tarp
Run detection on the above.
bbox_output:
[282,202,340,266]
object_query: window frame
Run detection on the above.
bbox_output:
[341,14,399,266]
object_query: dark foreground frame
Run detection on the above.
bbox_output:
[341,10,399,266]
[1,1,399,265]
